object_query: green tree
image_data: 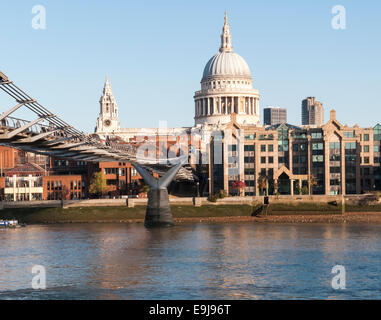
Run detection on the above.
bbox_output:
[295,180,301,195]
[258,174,268,196]
[89,171,108,197]
[309,173,318,195]
[140,183,150,194]
[301,186,309,195]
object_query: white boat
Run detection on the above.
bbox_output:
[0,219,19,228]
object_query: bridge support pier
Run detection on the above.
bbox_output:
[132,161,185,228]
[145,188,173,227]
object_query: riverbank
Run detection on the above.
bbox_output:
[174,212,381,224]
[1,204,381,224]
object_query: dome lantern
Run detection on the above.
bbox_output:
[220,10,233,53]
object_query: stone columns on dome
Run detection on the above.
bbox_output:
[195,95,260,119]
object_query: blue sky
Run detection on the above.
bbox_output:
[0,0,380,132]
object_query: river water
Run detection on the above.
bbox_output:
[0,222,380,300]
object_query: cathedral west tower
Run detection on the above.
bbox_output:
[95,77,120,134]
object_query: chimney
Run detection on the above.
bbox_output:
[330,109,336,121]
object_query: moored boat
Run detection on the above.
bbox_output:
[0,219,22,228]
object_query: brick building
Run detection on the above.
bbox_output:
[0,146,145,201]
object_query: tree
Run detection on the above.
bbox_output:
[269,179,279,196]
[89,171,108,197]
[257,174,268,196]
[309,173,318,195]
[62,185,70,200]
[301,186,309,195]
[295,180,301,195]
[140,183,150,194]
[231,180,246,196]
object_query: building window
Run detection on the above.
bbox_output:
[374,125,381,140]
[364,145,370,153]
[292,144,299,152]
[311,132,323,139]
[345,142,356,150]
[329,142,340,149]
[364,134,369,141]
[244,157,254,163]
[261,157,266,164]
[268,156,273,164]
[312,155,324,162]
[268,145,273,152]
[344,131,355,138]
[364,157,370,164]
[244,134,255,140]
[330,167,341,173]
[261,145,266,152]
[312,143,324,150]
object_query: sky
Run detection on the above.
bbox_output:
[0,0,380,133]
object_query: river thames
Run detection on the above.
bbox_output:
[0,222,380,300]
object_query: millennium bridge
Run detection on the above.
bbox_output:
[0,70,195,227]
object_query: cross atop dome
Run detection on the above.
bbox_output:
[220,10,233,53]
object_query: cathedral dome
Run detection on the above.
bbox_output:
[194,11,260,127]
[202,51,251,81]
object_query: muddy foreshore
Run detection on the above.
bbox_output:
[35,212,381,225]
[2,204,381,225]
